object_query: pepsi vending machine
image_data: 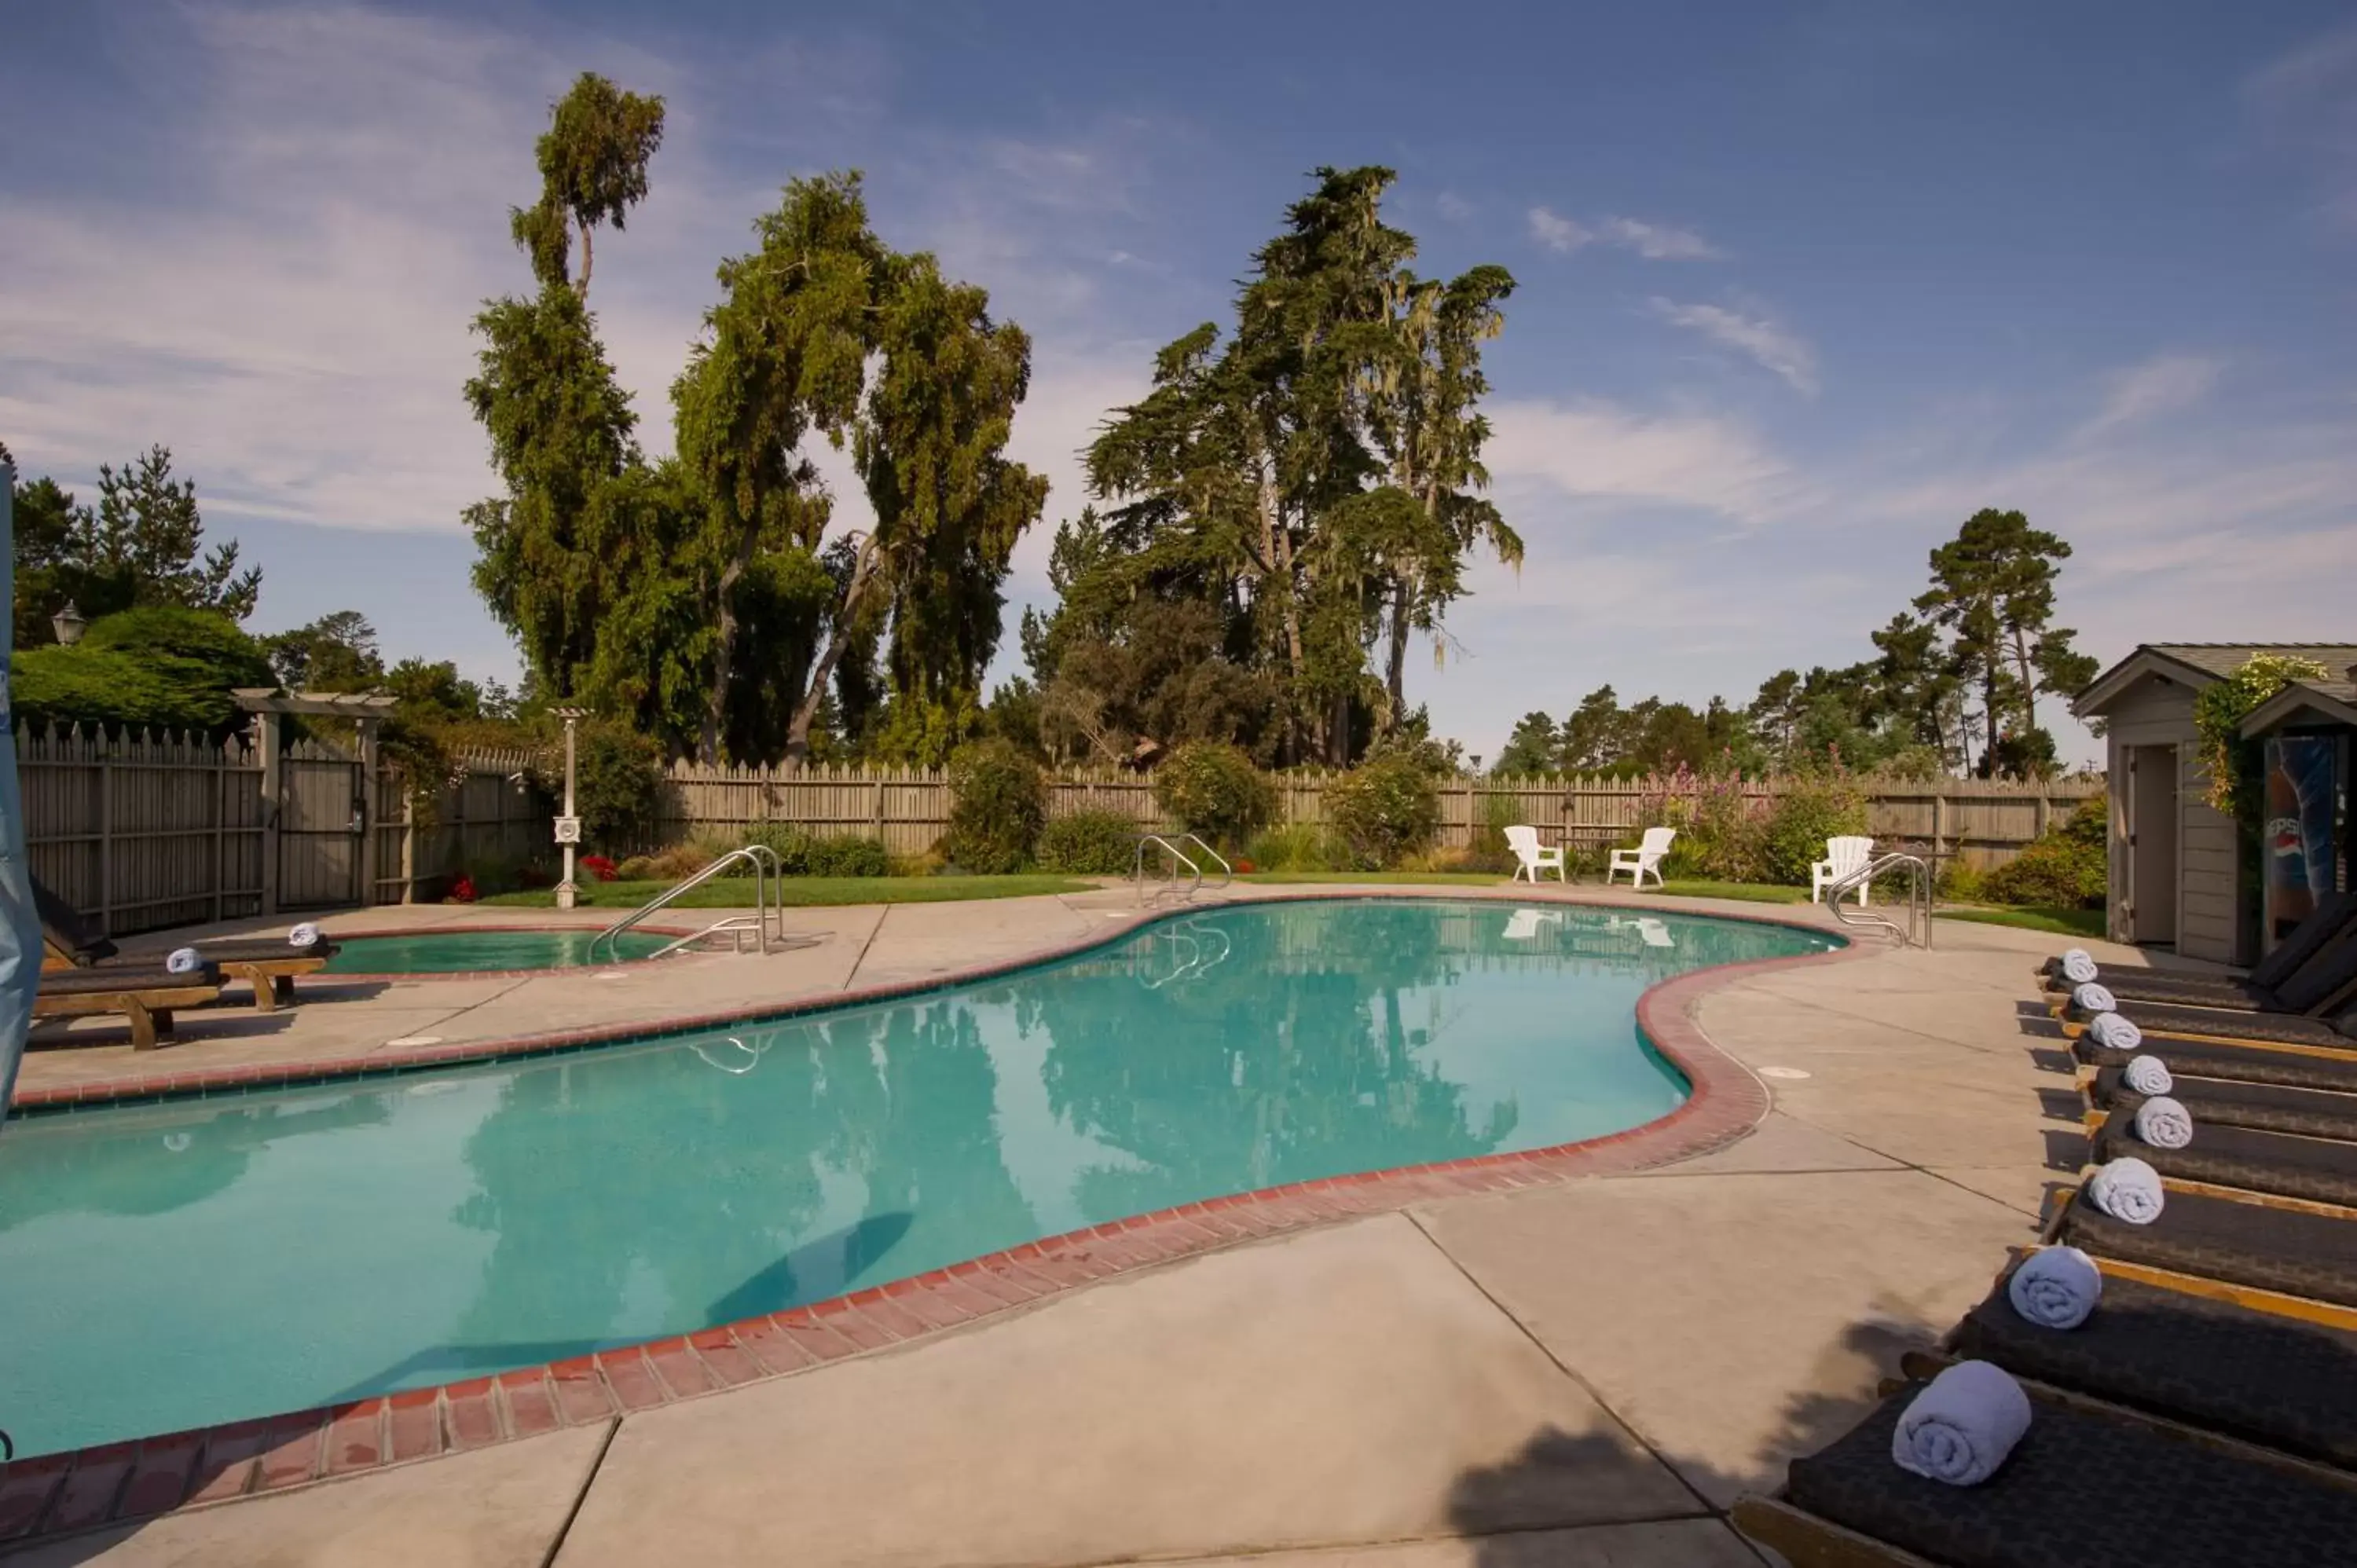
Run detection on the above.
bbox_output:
[2261,732,2349,951]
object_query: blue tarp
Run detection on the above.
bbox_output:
[0,454,39,1116]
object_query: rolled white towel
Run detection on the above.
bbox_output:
[2073,982,2117,1014]
[164,946,203,975]
[2088,1011,2143,1053]
[2122,1054,2174,1096]
[288,922,322,948]
[2060,949,2099,984]
[2134,1095,2194,1150]
[2007,1246,2102,1330]
[1890,1361,2033,1486]
[2088,1156,2166,1225]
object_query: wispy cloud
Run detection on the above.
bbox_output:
[1526,206,1591,253]
[1486,397,1804,524]
[2076,354,2223,441]
[2245,21,2357,229]
[1435,191,1474,222]
[1648,299,1819,395]
[1602,216,1721,259]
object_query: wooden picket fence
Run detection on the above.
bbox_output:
[13,725,2101,936]
[654,759,2102,866]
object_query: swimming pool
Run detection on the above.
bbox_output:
[322,929,673,973]
[0,899,1832,1456]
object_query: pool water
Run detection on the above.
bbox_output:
[323,929,673,973]
[0,900,1831,1456]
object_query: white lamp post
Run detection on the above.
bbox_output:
[552,707,588,910]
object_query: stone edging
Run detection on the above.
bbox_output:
[0,891,1875,1548]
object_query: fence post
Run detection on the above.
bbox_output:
[211,754,226,925]
[872,779,885,839]
[1931,791,1948,864]
[257,713,281,918]
[2034,792,2052,841]
[97,747,115,936]
[400,789,416,904]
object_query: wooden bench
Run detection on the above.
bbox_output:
[31,971,225,1050]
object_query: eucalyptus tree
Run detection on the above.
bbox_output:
[1914,508,2087,775]
[510,73,665,299]
[672,173,1046,764]
[466,75,665,706]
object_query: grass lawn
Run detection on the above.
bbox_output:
[1653,880,1814,905]
[1237,870,1512,885]
[1937,903,2106,939]
[481,874,1095,909]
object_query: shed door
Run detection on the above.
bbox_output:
[2129,745,2178,946]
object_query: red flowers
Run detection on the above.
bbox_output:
[446,872,478,904]
[581,854,619,883]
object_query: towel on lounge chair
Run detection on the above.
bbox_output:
[288,922,322,948]
[2087,1010,2143,1052]
[2088,1157,2165,1225]
[2006,1246,2102,1330]
[2133,1095,2194,1150]
[1890,1361,2031,1486]
[164,946,203,975]
[2073,982,2117,1014]
[2122,1053,2173,1096]
[2060,949,2099,984]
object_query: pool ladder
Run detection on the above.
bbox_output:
[588,844,786,965]
[1821,852,1934,949]
[1133,833,1232,905]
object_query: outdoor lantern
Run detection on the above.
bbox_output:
[50,601,86,646]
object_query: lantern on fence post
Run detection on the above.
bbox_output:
[552,708,588,910]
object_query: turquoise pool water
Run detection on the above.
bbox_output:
[324,929,673,973]
[0,900,1831,1456]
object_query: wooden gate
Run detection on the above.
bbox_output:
[277,741,365,909]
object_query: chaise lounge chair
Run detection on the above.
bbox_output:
[2071,1030,2357,1092]
[2052,1182,2357,1314]
[31,962,225,1050]
[2092,1113,2357,1210]
[2038,891,2357,1009]
[1734,1372,2357,1568]
[35,875,339,1013]
[2052,920,2357,1024]
[2083,1064,2357,1143]
[2059,995,2357,1053]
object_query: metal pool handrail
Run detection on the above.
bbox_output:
[1822,852,1933,949]
[1172,833,1233,891]
[590,844,783,965]
[1133,833,1203,905]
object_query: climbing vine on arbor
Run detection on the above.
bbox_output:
[2190,654,2329,822]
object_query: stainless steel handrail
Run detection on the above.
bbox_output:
[1823,852,1934,949]
[1133,833,1204,905]
[1171,833,1233,891]
[589,844,783,964]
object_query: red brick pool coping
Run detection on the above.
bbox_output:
[0,891,1875,1548]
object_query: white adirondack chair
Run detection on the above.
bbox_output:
[1633,917,1674,949]
[1504,825,1566,883]
[1812,835,1876,905]
[1606,826,1675,889]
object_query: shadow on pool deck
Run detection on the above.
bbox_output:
[1445,1310,1947,1565]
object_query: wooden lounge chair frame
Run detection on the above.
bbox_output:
[31,978,222,1050]
[42,922,330,1013]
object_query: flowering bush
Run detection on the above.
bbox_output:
[1154,742,1276,850]
[579,854,619,883]
[1635,765,1769,882]
[445,871,478,904]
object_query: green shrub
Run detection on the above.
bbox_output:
[13,606,277,735]
[741,822,816,874]
[1640,768,1770,882]
[617,854,658,880]
[1038,810,1141,874]
[1981,797,2106,909]
[572,721,665,852]
[807,835,889,877]
[1325,753,1443,870]
[1760,778,1870,886]
[1154,742,1276,849]
[946,738,1046,873]
[1464,793,1533,876]
[1243,823,1339,872]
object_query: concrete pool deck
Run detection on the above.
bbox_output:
[2,888,2172,1565]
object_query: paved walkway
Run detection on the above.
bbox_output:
[4,892,2148,1566]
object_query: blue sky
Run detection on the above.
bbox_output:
[5,2,2355,767]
